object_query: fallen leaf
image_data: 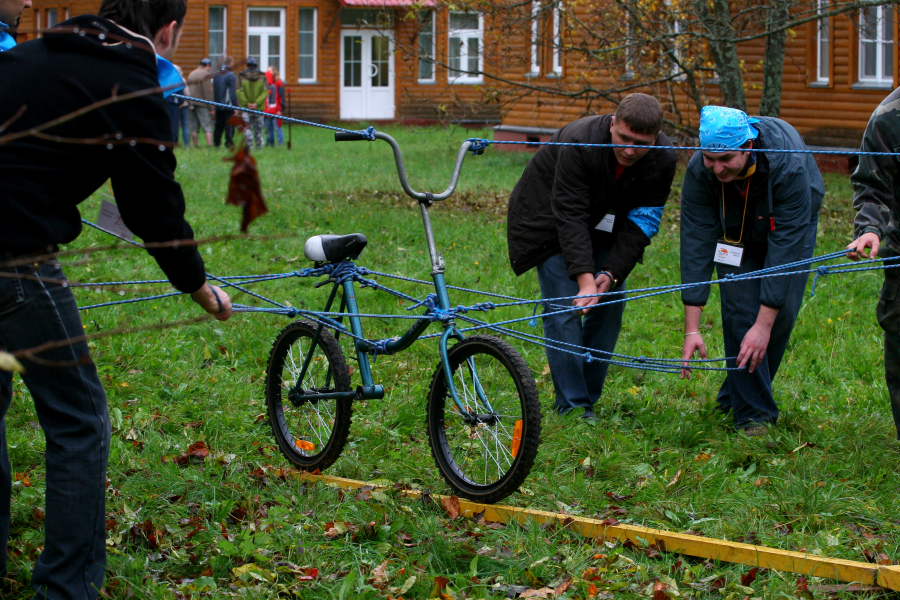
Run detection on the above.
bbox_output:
[441,495,461,519]
[14,472,32,487]
[741,567,759,585]
[666,469,683,488]
[520,587,555,598]
[694,452,713,462]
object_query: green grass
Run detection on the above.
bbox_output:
[4,125,898,599]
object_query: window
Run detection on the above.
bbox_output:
[46,8,58,28]
[859,5,894,85]
[448,11,483,83]
[816,0,830,83]
[530,0,541,75]
[248,8,285,76]
[209,7,226,69]
[418,10,435,82]
[551,1,563,75]
[298,7,316,82]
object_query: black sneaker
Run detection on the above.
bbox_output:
[582,408,598,424]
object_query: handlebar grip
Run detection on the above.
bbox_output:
[334,131,371,142]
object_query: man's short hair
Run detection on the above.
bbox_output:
[98,0,187,40]
[614,93,663,135]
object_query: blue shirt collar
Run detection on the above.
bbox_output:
[156,54,185,98]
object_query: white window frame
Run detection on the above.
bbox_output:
[859,5,894,86]
[208,6,227,69]
[529,0,541,76]
[298,7,317,83]
[418,10,436,83]
[551,1,563,76]
[816,0,830,83]
[448,11,483,84]
[46,8,59,28]
[247,7,286,77]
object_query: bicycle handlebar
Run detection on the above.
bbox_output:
[334,131,372,142]
[334,129,473,203]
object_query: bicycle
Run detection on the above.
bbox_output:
[264,130,541,504]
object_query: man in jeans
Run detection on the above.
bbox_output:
[213,56,238,148]
[0,0,232,597]
[507,94,677,421]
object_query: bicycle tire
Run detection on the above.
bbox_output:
[266,319,352,471]
[427,335,541,503]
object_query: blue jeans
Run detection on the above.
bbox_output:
[715,216,818,428]
[265,117,284,146]
[0,260,109,599]
[536,251,625,413]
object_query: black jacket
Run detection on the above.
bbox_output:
[0,15,206,293]
[506,115,677,279]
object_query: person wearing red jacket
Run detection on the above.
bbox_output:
[265,66,286,146]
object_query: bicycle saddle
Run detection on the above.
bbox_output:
[304,233,368,263]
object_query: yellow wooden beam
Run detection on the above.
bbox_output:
[300,472,899,591]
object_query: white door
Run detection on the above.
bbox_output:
[340,30,395,120]
[248,8,285,76]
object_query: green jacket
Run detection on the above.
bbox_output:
[852,87,900,253]
[237,68,268,108]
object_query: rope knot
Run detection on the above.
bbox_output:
[466,138,490,155]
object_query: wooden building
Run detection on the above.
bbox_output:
[17,0,502,124]
[16,1,900,153]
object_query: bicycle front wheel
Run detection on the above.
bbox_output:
[427,335,541,503]
[266,319,352,471]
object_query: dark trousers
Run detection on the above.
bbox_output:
[213,108,234,148]
[876,249,900,439]
[715,217,818,428]
[536,249,625,413]
[0,260,109,599]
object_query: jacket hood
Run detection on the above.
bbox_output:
[241,68,263,81]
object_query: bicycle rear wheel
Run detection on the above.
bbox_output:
[266,319,352,471]
[427,335,541,503]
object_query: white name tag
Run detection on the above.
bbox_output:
[594,213,615,233]
[714,242,743,267]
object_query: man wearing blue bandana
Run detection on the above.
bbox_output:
[507,94,677,421]
[680,106,823,436]
[0,0,31,52]
[0,0,232,597]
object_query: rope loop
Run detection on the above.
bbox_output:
[810,265,832,297]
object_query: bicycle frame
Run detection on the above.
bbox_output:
[293,130,497,420]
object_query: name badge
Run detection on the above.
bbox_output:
[714,242,743,267]
[595,213,615,233]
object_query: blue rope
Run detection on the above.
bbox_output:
[172,94,375,139]
[465,137,900,157]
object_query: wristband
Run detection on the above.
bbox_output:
[685,331,700,336]
[596,270,618,287]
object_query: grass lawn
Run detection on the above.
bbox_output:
[3,124,898,599]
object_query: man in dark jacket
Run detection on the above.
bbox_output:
[213,55,238,148]
[847,89,900,441]
[680,106,823,435]
[507,93,677,420]
[0,1,232,596]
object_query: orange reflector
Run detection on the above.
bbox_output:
[295,439,316,451]
[511,419,523,458]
